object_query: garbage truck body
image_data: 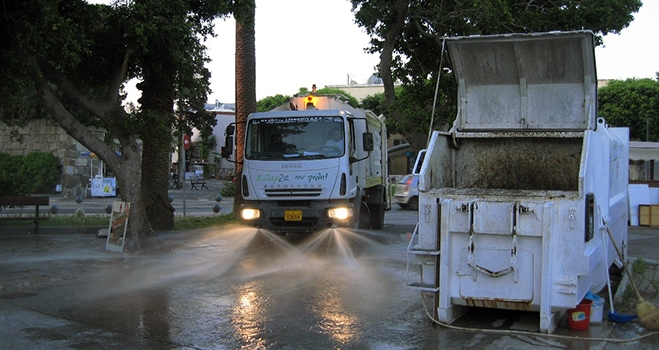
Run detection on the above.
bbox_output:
[232,94,389,233]
[406,31,629,333]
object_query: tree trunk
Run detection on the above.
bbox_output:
[34,60,157,252]
[140,138,175,230]
[381,0,409,110]
[233,0,257,214]
[137,74,176,230]
[113,151,157,251]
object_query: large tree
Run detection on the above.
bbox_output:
[0,0,151,247]
[128,0,230,231]
[350,0,643,150]
[0,0,230,249]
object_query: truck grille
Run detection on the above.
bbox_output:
[269,217,319,229]
[269,209,320,230]
[264,188,323,197]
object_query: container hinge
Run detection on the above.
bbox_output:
[467,202,518,280]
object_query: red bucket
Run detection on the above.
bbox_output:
[567,299,593,330]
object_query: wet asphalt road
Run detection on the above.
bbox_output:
[2,204,659,349]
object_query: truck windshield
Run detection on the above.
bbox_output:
[245,116,345,160]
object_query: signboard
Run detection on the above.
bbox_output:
[106,201,131,253]
[183,134,191,150]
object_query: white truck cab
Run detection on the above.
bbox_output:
[225,94,389,234]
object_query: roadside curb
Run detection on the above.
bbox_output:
[0,226,105,235]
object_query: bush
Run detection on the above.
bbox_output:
[220,180,236,197]
[0,153,25,196]
[0,151,61,196]
[21,152,61,194]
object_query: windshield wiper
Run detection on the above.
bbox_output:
[300,154,327,159]
[249,153,285,160]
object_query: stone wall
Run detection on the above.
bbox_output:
[0,119,94,198]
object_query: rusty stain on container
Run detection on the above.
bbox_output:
[465,298,533,311]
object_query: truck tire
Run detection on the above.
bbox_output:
[369,201,385,229]
[348,195,361,229]
[358,202,370,229]
[349,199,370,229]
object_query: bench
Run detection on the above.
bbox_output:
[0,196,50,234]
[185,172,208,190]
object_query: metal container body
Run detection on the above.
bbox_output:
[408,31,629,333]
[414,125,628,333]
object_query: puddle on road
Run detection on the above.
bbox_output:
[224,227,394,348]
[75,225,386,301]
[44,226,402,349]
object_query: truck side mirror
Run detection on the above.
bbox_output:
[363,133,374,152]
[222,136,234,158]
[412,149,426,175]
[226,124,235,136]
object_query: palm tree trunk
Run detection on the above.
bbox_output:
[137,74,176,230]
[233,0,257,214]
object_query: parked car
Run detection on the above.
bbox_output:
[393,174,419,210]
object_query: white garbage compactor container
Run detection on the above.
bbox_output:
[406,31,630,333]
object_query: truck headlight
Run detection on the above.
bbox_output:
[327,207,352,220]
[240,208,261,220]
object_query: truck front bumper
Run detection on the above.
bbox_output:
[238,201,356,234]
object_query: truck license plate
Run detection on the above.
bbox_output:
[284,210,302,221]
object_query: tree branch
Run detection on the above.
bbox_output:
[37,81,127,165]
[106,46,135,103]
[35,49,132,123]
[381,0,409,110]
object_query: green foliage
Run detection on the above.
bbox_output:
[0,152,60,196]
[633,258,648,275]
[360,76,457,140]
[21,152,61,194]
[199,133,217,161]
[598,78,659,141]
[621,284,637,311]
[0,153,25,196]
[361,93,386,116]
[352,0,641,84]
[0,0,236,241]
[317,87,360,108]
[349,0,642,148]
[392,76,457,133]
[220,181,236,197]
[257,94,290,112]
[0,0,116,125]
[257,88,360,111]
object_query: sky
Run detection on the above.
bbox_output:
[594,0,659,81]
[203,0,380,104]
[125,0,658,104]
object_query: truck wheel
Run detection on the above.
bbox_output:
[349,200,369,229]
[348,197,361,229]
[369,202,385,229]
[358,202,370,229]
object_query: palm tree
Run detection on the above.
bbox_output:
[233,0,256,213]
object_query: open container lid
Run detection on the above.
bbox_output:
[446,31,597,132]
